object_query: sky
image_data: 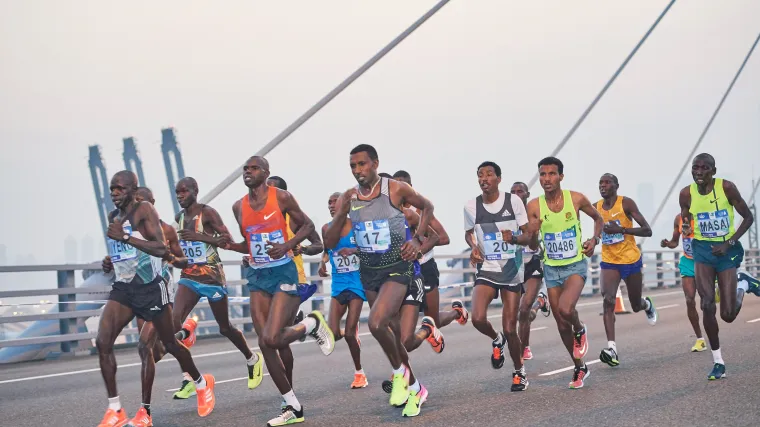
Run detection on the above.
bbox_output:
[1,0,759,266]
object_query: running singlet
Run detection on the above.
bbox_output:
[539,190,584,267]
[178,209,226,285]
[595,196,640,264]
[464,192,525,277]
[240,186,293,269]
[689,178,735,242]
[348,177,412,269]
[107,208,163,285]
[678,216,695,259]
[327,220,363,294]
[286,214,308,283]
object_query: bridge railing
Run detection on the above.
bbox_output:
[0,249,757,358]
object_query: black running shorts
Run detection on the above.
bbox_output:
[360,261,423,306]
[420,259,440,293]
[523,254,544,282]
[109,277,171,321]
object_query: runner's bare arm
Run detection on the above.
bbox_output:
[403,208,439,256]
[177,206,230,247]
[108,203,167,258]
[723,179,754,242]
[276,189,316,250]
[661,214,681,249]
[526,198,541,252]
[223,200,249,254]
[429,216,449,246]
[678,186,692,225]
[394,180,434,240]
[324,189,354,249]
[620,197,652,237]
[575,192,602,256]
[163,224,188,269]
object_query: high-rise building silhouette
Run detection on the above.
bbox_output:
[64,236,78,263]
[81,235,95,263]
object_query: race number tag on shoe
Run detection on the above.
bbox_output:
[696,210,730,238]
[544,227,579,260]
[482,232,516,260]
[249,230,287,264]
[180,240,208,265]
[601,220,624,245]
[355,220,391,253]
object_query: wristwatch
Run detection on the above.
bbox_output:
[510,234,518,245]
[728,238,736,246]
[123,234,131,243]
[416,250,423,260]
[593,236,601,244]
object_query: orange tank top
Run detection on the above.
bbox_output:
[678,216,695,259]
[596,196,640,264]
[240,186,292,269]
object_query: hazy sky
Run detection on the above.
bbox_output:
[2,0,759,265]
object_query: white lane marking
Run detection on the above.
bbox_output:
[539,359,602,376]
[0,363,140,385]
[166,374,272,392]
[747,318,760,323]
[657,304,679,310]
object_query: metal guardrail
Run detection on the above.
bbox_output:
[0,249,758,356]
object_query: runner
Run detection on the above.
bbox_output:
[464,162,533,392]
[393,170,468,353]
[596,173,658,367]
[660,213,706,352]
[325,144,438,417]
[318,192,369,389]
[101,186,188,427]
[227,156,334,426]
[167,177,262,400]
[510,181,550,361]
[526,157,603,389]
[678,153,758,380]
[97,171,215,427]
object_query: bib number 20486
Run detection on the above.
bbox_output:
[544,228,579,260]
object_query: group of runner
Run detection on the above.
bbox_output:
[96,147,760,426]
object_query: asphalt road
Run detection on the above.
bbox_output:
[2,288,760,427]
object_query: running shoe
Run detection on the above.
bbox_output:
[708,363,726,380]
[691,338,707,353]
[644,296,657,326]
[196,374,216,417]
[125,408,152,427]
[421,316,444,354]
[389,368,410,407]
[569,364,590,389]
[492,332,506,369]
[351,372,368,389]
[180,318,197,348]
[98,408,128,427]
[452,299,469,325]
[599,347,619,367]
[267,405,305,426]
[511,370,529,392]
[294,309,305,342]
[402,385,428,417]
[739,272,760,297]
[572,324,588,360]
[307,311,335,356]
[536,291,551,317]
[523,346,533,361]
[173,379,196,399]
[247,351,264,389]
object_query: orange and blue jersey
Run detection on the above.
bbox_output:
[241,185,293,269]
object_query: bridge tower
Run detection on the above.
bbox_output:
[122,137,146,186]
[161,128,186,216]
[88,145,115,249]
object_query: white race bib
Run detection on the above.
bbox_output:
[180,240,208,265]
[696,210,730,238]
[482,232,516,260]
[108,224,137,262]
[543,227,579,260]
[332,253,360,273]
[601,220,625,245]
[682,237,693,258]
[249,230,286,264]
[354,220,391,253]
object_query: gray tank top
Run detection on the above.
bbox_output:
[473,193,523,284]
[348,177,411,269]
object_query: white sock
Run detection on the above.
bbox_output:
[409,380,421,393]
[299,317,317,335]
[518,366,525,374]
[355,369,365,375]
[182,372,192,382]
[247,353,259,366]
[195,375,207,390]
[738,279,749,292]
[608,341,617,352]
[108,396,121,411]
[712,348,724,365]
[282,390,301,411]
[392,365,405,376]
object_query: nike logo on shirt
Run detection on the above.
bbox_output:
[351,206,366,211]
[264,212,276,220]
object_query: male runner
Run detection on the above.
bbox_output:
[227,156,334,426]
[318,192,369,389]
[325,144,438,417]
[596,173,658,367]
[101,186,188,427]
[167,177,263,399]
[97,171,215,427]
[464,162,533,392]
[393,170,468,353]
[526,157,603,389]
[678,153,759,379]
[510,182,550,361]
[661,213,706,352]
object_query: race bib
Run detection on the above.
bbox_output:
[249,230,286,264]
[180,240,208,265]
[108,224,137,262]
[354,220,391,253]
[332,253,360,273]
[696,210,730,238]
[601,220,625,245]
[682,237,693,258]
[482,232,516,260]
[543,227,579,260]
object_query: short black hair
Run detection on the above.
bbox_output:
[477,161,501,177]
[694,153,716,169]
[512,181,528,191]
[268,175,287,190]
[136,186,153,198]
[379,172,393,179]
[601,173,619,186]
[350,144,378,161]
[177,177,199,192]
[393,170,411,180]
[538,156,564,174]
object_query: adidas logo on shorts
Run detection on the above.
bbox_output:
[212,292,222,298]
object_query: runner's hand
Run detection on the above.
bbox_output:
[582,238,597,257]
[711,243,729,257]
[660,239,669,248]
[102,256,113,273]
[400,239,421,262]
[469,247,484,266]
[266,240,290,259]
[178,229,202,242]
[603,222,624,234]
[337,247,356,257]
[107,218,126,241]
[338,188,357,215]
[318,261,329,277]
[242,255,251,267]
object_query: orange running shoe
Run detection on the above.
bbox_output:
[351,372,368,389]
[98,408,128,427]
[452,299,469,325]
[126,407,152,427]
[572,324,588,360]
[180,318,197,349]
[569,364,590,389]
[523,346,533,360]
[196,374,216,417]
[421,316,444,354]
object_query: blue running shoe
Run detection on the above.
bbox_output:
[708,363,726,380]
[738,272,760,297]
[298,283,317,303]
